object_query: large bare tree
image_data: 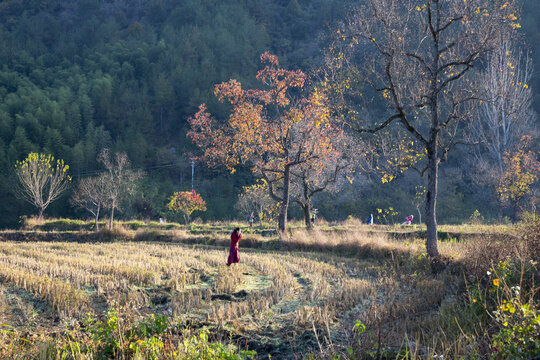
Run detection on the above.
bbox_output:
[327,0,520,257]
[470,37,536,220]
[98,149,143,229]
[14,153,71,220]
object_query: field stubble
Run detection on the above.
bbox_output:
[0,224,531,358]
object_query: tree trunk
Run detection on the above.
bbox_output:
[425,138,439,258]
[301,180,313,230]
[278,166,291,235]
[497,201,503,223]
[302,202,313,230]
[38,207,44,221]
[415,205,422,224]
[425,24,440,259]
[109,204,115,230]
[95,205,100,231]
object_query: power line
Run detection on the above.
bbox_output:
[71,161,181,178]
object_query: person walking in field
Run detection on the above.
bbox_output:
[227,228,242,266]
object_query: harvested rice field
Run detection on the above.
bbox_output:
[0,223,537,359]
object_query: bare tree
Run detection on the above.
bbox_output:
[14,153,71,220]
[470,38,536,220]
[412,185,426,224]
[292,134,359,229]
[98,149,143,229]
[327,0,519,257]
[71,175,109,231]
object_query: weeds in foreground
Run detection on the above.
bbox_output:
[32,308,256,360]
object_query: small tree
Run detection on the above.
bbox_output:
[167,190,207,224]
[98,149,143,229]
[14,152,71,220]
[412,185,426,224]
[292,146,356,230]
[71,175,109,231]
[235,180,278,225]
[496,136,540,219]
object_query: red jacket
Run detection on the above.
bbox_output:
[230,232,241,248]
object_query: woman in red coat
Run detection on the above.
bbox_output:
[227,228,241,266]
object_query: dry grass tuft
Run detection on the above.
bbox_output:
[21,216,45,230]
[285,228,424,262]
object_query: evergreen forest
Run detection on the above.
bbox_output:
[0,0,538,227]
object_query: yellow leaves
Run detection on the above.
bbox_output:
[167,191,207,216]
[496,136,540,205]
[500,2,509,10]
[381,173,395,183]
[493,279,500,287]
[499,300,517,314]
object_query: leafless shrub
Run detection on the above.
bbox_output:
[98,149,143,230]
[71,175,109,231]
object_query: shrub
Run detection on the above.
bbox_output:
[177,329,256,360]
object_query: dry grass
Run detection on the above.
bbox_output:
[0,222,531,359]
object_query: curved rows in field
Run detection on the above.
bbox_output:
[0,240,383,347]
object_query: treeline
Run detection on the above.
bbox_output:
[0,0,538,227]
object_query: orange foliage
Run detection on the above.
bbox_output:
[188,52,344,188]
[167,190,207,224]
[497,136,540,208]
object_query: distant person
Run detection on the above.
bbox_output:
[402,215,414,225]
[311,208,318,223]
[227,228,242,266]
[368,213,374,225]
[248,212,254,227]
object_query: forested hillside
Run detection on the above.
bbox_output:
[0,0,538,227]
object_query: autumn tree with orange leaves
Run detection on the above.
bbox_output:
[188,52,345,234]
[167,190,207,225]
